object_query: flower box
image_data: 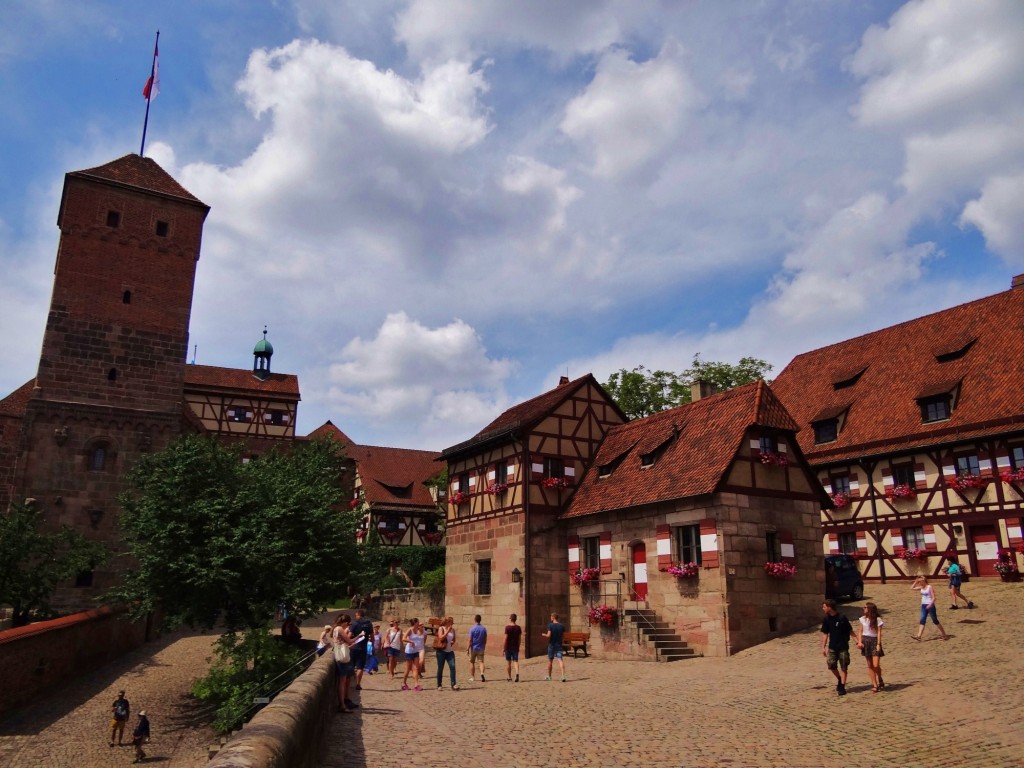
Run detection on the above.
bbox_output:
[450,491,469,504]
[995,549,1020,577]
[485,482,508,495]
[885,484,917,502]
[570,567,600,587]
[758,451,789,467]
[421,531,444,545]
[380,529,403,542]
[764,561,797,579]
[348,498,360,510]
[666,562,700,578]
[831,492,850,509]
[897,547,928,562]
[587,604,616,627]
[1001,468,1024,484]
[542,477,570,489]
[950,474,986,491]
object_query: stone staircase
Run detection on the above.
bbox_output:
[623,606,699,662]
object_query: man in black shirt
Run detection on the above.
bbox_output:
[820,599,853,695]
[350,609,375,696]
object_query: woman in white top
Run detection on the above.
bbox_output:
[855,602,885,692]
[912,576,948,641]
[401,618,426,691]
[385,621,403,679]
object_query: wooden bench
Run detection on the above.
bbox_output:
[425,617,444,636]
[562,631,591,658]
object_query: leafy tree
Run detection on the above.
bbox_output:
[604,355,773,419]
[0,502,107,627]
[112,434,357,632]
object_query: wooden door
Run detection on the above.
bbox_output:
[970,525,999,576]
[632,542,648,600]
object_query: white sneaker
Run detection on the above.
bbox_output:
[469,677,474,682]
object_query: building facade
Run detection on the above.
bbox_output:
[772,276,1024,582]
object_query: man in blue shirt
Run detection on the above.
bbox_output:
[542,612,567,682]
[468,614,488,682]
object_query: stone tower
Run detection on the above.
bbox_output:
[13,154,209,608]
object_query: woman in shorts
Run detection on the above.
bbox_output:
[401,617,425,691]
[943,558,974,609]
[332,614,363,712]
[385,621,402,678]
[855,602,885,692]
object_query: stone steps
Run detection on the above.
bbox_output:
[623,607,700,662]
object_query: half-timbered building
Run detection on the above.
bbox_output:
[439,374,628,656]
[561,381,826,658]
[772,275,1024,582]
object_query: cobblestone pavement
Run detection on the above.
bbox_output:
[323,581,1024,768]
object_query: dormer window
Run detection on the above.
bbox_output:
[759,435,778,454]
[934,337,976,363]
[832,366,867,390]
[813,419,839,444]
[919,394,951,423]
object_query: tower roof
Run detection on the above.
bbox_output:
[65,154,207,209]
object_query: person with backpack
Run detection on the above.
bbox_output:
[943,558,974,610]
[109,690,130,746]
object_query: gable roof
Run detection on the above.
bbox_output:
[183,365,300,398]
[772,281,1024,465]
[307,420,356,450]
[348,444,442,509]
[0,380,34,418]
[441,373,625,459]
[562,381,799,518]
[67,154,206,207]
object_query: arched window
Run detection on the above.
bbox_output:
[89,443,109,472]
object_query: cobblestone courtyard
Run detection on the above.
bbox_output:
[3,580,1022,767]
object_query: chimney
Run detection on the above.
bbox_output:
[1013,274,1024,289]
[558,375,570,386]
[690,379,715,402]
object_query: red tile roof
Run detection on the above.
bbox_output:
[307,420,356,449]
[348,444,442,509]
[183,365,300,398]
[0,379,34,417]
[70,154,206,206]
[442,374,625,458]
[562,381,799,518]
[772,283,1024,465]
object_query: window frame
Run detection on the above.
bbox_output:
[813,419,839,444]
[955,454,981,477]
[904,526,926,550]
[674,524,702,565]
[766,531,781,564]
[476,559,492,596]
[543,457,564,479]
[891,463,915,487]
[830,475,851,496]
[919,394,951,423]
[581,535,600,569]
[838,532,857,555]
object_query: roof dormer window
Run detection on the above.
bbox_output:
[813,418,839,444]
[919,394,951,423]
[832,366,867,390]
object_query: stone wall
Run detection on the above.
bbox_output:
[378,588,443,625]
[0,606,150,719]
[208,653,335,768]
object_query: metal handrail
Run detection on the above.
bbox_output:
[626,606,662,661]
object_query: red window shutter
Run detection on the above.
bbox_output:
[881,466,893,492]
[923,523,938,551]
[827,532,839,553]
[848,473,860,499]
[700,518,720,568]
[889,528,904,549]
[567,534,580,573]
[914,463,927,491]
[656,524,672,569]
[857,533,868,557]
[530,455,544,482]
[779,529,796,565]
[599,531,612,574]
[563,460,576,486]
[1007,518,1023,547]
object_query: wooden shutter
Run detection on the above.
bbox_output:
[890,528,904,549]
[856,533,868,557]
[995,450,1012,474]
[779,529,796,565]
[914,463,927,491]
[564,462,576,486]
[530,455,544,482]
[1006,518,1022,547]
[923,523,938,551]
[656,524,672,569]
[848,473,861,499]
[820,475,833,495]
[826,533,839,553]
[881,466,893,493]
[700,519,720,568]
[978,448,993,476]
[599,531,612,573]
[942,458,957,484]
[567,534,580,573]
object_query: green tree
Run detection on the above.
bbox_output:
[112,434,357,632]
[0,502,107,627]
[604,355,773,419]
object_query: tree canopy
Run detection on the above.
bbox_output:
[0,501,107,627]
[603,355,773,419]
[112,435,357,632]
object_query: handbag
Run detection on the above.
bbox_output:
[333,640,351,663]
[433,630,448,650]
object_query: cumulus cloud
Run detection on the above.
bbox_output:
[960,175,1024,262]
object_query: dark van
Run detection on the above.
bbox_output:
[825,554,864,600]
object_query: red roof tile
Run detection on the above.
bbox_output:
[308,420,356,449]
[562,381,799,518]
[772,284,1024,465]
[348,444,442,509]
[0,379,34,417]
[183,365,300,398]
[70,154,206,206]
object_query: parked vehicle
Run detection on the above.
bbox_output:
[825,554,864,600]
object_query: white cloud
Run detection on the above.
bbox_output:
[561,41,703,178]
[960,175,1024,262]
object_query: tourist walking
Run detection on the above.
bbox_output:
[912,576,949,641]
[943,558,974,610]
[109,689,130,746]
[131,710,150,763]
[402,617,426,691]
[468,614,488,681]
[385,620,402,678]
[333,614,366,712]
[351,609,375,691]
[504,613,522,682]
[542,612,567,682]
[820,599,853,696]
[434,616,459,690]
[855,602,885,692]
[316,625,333,657]
[365,624,381,674]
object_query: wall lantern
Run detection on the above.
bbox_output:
[511,567,522,583]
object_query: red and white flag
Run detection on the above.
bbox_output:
[142,38,160,100]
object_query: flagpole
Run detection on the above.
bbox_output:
[140,30,160,156]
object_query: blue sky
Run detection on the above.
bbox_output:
[3,1,1023,450]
